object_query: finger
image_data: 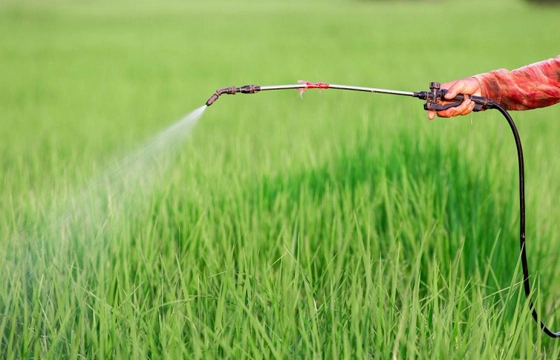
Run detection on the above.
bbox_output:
[452,98,471,116]
[444,77,480,99]
[445,80,473,100]
[458,99,476,116]
[437,97,471,118]
[428,110,436,120]
[443,80,461,99]
[436,108,458,118]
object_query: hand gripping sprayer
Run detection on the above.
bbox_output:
[205,80,559,338]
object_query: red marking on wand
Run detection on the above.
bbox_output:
[297,80,330,98]
[304,81,330,89]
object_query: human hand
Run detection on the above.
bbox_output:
[427,77,482,120]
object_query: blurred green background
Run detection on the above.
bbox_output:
[1,0,560,358]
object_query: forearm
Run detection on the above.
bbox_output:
[473,55,560,111]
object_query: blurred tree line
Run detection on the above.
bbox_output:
[525,0,560,3]
[357,0,559,3]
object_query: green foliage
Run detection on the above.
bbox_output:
[1,0,560,358]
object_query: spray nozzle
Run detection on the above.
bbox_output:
[205,85,261,106]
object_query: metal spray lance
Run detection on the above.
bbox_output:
[204,80,559,338]
[205,81,493,111]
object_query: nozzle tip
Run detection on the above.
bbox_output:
[205,93,219,106]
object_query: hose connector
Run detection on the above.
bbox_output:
[205,85,261,106]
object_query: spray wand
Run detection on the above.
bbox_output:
[205,81,493,111]
[205,81,559,338]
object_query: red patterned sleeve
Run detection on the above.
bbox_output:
[472,55,560,110]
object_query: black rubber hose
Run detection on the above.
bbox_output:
[492,102,560,338]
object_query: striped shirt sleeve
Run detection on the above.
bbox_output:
[472,55,560,111]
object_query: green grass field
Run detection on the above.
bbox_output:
[2,0,560,358]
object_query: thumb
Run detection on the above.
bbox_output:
[444,78,479,99]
